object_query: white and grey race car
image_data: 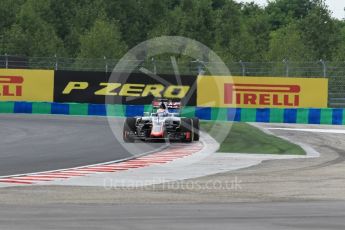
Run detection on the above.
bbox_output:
[123,99,199,143]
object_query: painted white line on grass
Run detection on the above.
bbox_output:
[268,128,345,134]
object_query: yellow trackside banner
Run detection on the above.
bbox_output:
[0,69,54,102]
[197,76,328,108]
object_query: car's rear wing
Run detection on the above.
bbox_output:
[152,99,181,109]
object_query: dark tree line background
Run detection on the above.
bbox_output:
[0,0,344,63]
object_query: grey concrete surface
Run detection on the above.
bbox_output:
[0,123,343,204]
[44,130,316,187]
[1,121,345,230]
[0,201,344,230]
[0,114,165,176]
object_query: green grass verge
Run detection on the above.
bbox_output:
[201,121,305,155]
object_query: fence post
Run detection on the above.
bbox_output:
[151,57,157,74]
[239,60,245,76]
[320,59,327,77]
[191,59,205,75]
[54,54,58,70]
[283,59,289,77]
[104,56,108,72]
[5,53,8,69]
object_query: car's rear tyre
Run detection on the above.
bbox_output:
[123,117,136,143]
[180,118,194,142]
[192,117,200,141]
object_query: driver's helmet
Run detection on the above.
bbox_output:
[160,102,166,109]
[157,102,168,116]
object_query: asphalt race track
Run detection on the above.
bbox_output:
[0,114,165,176]
[1,117,345,230]
[0,201,344,230]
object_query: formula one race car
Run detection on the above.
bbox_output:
[123,99,199,143]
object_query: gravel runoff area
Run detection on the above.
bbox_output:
[0,122,344,204]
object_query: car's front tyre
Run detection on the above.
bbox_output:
[180,118,194,142]
[192,117,200,141]
[123,117,136,143]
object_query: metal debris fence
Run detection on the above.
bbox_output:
[0,55,344,107]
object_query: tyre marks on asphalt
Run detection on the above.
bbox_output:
[0,142,203,185]
[301,145,345,170]
[252,126,345,174]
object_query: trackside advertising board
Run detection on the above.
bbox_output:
[54,71,197,105]
[0,69,54,102]
[197,76,328,108]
